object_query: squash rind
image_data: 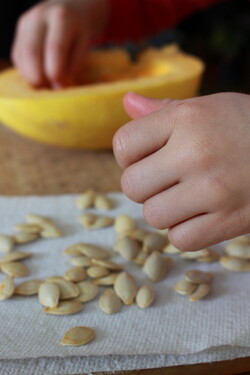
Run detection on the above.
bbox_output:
[0,46,204,149]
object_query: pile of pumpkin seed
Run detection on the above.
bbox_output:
[0,213,62,301]
[174,270,213,302]
[220,236,250,271]
[1,189,250,347]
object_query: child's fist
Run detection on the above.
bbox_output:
[113,92,250,251]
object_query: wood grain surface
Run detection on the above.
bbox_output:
[0,124,122,195]
[91,357,250,375]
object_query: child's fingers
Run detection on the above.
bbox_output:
[44,8,78,86]
[11,18,47,87]
[168,211,242,252]
[113,106,174,169]
[123,92,174,119]
[121,146,180,203]
[143,182,209,230]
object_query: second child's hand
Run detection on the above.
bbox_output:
[11,0,109,88]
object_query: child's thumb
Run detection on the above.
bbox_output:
[123,92,173,119]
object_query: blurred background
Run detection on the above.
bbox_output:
[0,0,249,95]
[144,0,250,95]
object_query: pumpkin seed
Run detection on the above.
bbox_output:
[26,214,53,227]
[0,251,32,264]
[114,215,136,234]
[75,243,111,259]
[79,214,114,229]
[40,224,62,238]
[26,213,62,237]
[63,245,83,256]
[142,233,167,253]
[94,194,113,210]
[180,249,209,259]
[220,256,250,272]
[162,243,181,254]
[197,249,220,263]
[14,223,42,234]
[93,273,118,286]
[189,283,211,302]
[114,272,137,305]
[13,232,39,244]
[142,251,173,282]
[184,270,213,284]
[52,279,80,300]
[0,276,15,300]
[60,326,95,346]
[231,235,250,246]
[79,213,96,228]
[87,266,109,279]
[64,267,87,282]
[157,228,169,236]
[15,279,42,295]
[91,258,123,271]
[134,250,148,266]
[114,236,140,260]
[99,288,122,314]
[1,262,29,278]
[174,279,198,295]
[74,281,99,302]
[46,276,65,282]
[89,216,114,229]
[0,235,14,253]
[76,189,95,209]
[126,229,148,242]
[70,256,93,267]
[225,242,250,259]
[136,285,155,308]
[43,300,83,315]
[38,282,60,307]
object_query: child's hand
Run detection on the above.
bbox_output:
[11,0,108,88]
[113,92,250,251]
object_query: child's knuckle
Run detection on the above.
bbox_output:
[205,171,234,208]
[51,4,71,21]
[15,10,43,46]
[16,13,29,31]
[174,100,199,123]
[20,5,44,26]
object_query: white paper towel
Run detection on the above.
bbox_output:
[0,194,250,375]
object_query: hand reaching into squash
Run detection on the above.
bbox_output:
[113,92,250,251]
[11,0,109,88]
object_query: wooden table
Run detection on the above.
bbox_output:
[0,124,122,195]
[0,64,249,375]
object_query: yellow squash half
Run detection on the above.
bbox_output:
[0,45,204,149]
